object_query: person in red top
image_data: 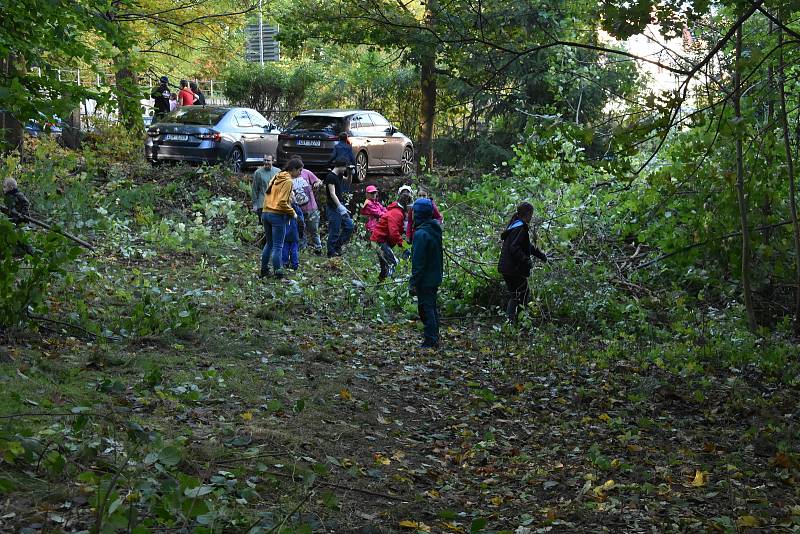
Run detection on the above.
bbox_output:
[406,184,443,244]
[177,80,195,106]
[370,189,412,280]
[360,185,387,238]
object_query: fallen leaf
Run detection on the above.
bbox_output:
[340,388,352,401]
[240,411,253,421]
[598,413,611,422]
[736,515,759,527]
[691,470,707,487]
[373,453,391,465]
[399,519,431,531]
[490,495,503,506]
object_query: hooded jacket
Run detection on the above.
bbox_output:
[262,171,297,217]
[362,198,388,234]
[498,218,546,277]
[370,201,406,246]
[410,199,443,288]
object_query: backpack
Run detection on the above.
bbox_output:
[292,178,311,206]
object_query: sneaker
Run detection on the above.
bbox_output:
[327,251,342,258]
[259,267,270,278]
[387,264,396,278]
[274,270,285,279]
[420,341,439,349]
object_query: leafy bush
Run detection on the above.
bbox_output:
[0,221,80,327]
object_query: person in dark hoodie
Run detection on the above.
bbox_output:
[409,198,443,348]
[329,132,357,184]
[151,76,171,120]
[498,202,547,321]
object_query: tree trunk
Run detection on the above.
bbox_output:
[0,55,24,156]
[777,26,800,333]
[61,107,82,150]
[734,25,758,331]
[115,61,142,131]
[417,0,438,173]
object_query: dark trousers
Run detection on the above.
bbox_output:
[417,286,440,347]
[376,242,398,279]
[503,274,529,321]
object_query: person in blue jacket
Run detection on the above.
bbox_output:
[329,132,356,185]
[409,198,443,348]
[282,198,305,270]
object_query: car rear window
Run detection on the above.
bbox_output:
[285,116,345,133]
[163,108,227,125]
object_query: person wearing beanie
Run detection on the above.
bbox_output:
[369,188,411,280]
[151,76,171,120]
[409,198,443,348]
[498,202,547,321]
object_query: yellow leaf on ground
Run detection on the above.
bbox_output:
[425,489,440,499]
[691,470,707,487]
[340,388,352,401]
[373,453,391,465]
[600,479,615,491]
[490,495,503,506]
[627,444,642,453]
[736,515,759,527]
[399,520,431,531]
[598,413,611,422]
[240,411,253,421]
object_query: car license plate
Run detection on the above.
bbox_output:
[296,139,321,147]
[165,134,188,141]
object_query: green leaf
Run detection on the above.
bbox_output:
[184,485,214,498]
[471,517,488,532]
[158,446,181,466]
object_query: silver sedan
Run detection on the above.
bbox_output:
[145,106,280,172]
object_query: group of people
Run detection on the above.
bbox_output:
[249,154,549,346]
[151,76,207,120]
[249,154,445,347]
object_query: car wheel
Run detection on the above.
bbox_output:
[396,146,413,175]
[355,151,368,183]
[228,146,244,173]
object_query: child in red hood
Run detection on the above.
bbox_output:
[370,188,412,280]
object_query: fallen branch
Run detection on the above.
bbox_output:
[1,206,95,251]
[26,311,97,339]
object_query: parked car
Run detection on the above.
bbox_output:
[145,106,280,172]
[276,109,413,182]
[24,112,63,138]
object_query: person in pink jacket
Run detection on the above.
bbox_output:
[360,185,387,237]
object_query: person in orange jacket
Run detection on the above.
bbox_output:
[260,159,301,279]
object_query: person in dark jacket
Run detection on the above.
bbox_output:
[151,76,171,120]
[498,202,547,321]
[3,178,30,222]
[409,198,443,348]
[189,81,206,105]
[329,132,357,184]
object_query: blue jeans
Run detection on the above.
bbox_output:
[260,212,289,273]
[325,205,354,255]
[417,286,440,346]
[281,240,299,268]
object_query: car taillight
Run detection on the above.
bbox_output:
[197,131,221,141]
[278,133,295,140]
[147,128,160,137]
[327,135,338,140]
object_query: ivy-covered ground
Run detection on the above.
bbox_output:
[1,136,799,533]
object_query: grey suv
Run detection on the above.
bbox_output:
[276,110,413,181]
[145,106,280,172]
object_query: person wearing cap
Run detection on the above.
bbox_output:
[151,76,171,120]
[360,185,386,237]
[409,198,443,348]
[406,184,443,244]
[324,159,354,257]
[177,80,195,107]
[369,188,411,280]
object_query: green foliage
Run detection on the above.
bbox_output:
[0,221,80,327]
